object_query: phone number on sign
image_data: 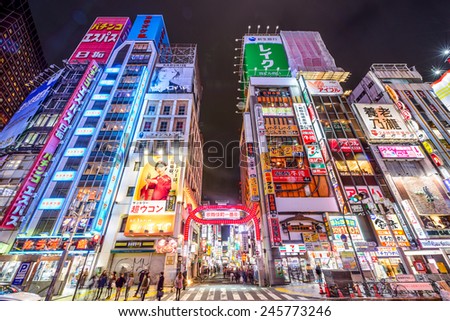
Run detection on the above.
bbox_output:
[259,305,332,317]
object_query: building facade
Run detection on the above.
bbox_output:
[349,63,450,274]
[0,0,47,128]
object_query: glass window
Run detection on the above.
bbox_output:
[176,121,184,132]
[159,121,168,132]
[178,105,186,115]
[142,121,152,132]
[127,186,135,197]
[163,106,171,115]
[147,105,156,115]
[134,162,141,171]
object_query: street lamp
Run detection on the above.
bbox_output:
[45,195,96,301]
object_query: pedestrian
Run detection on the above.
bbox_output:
[156,272,165,301]
[242,270,247,284]
[229,271,234,283]
[78,268,88,289]
[315,264,323,283]
[106,271,117,299]
[174,272,183,301]
[94,271,108,300]
[134,270,147,297]
[247,269,253,285]
[115,273,126,301]
[182,270,187,290]
[140,272,150,301]
[124,272,134,301]
[235,270,240,284]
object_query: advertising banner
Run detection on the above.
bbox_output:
[0,72,61,149]
[243,35,289,78]
[69,17,131,64]
[11,236,96,253]
[269,217,282,246]
[306,144,327,175]
[329,216,364,241]
[353,104,416,141]
[127,15,170,50]
[328,139,363,153]
[264,123,299,136]
[393,176,450,215]
[377,145,425,159]
[305,80,343,96]
[419,214,450,237]
[203,211,241,220]
[272,169,311,183]
[431,70,450,112]
[126,155,180,236]
[0,61,99,229]
[269,144,304,157]
[148,65,194,93]
[293,103,313,130]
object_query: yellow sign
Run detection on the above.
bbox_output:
[269,145,304,157]
[265,124,299,136]
[263,171,275,194]
[248,177,259,200]
[261,152,271,171]
[422,141,434,154]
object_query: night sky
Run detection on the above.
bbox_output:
[28,0,450,203]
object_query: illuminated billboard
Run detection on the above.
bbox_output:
[128,15,170,50]
[431,70,450,112]
[353,104,416,141]
[0,72,61,149]
[148,65,194,93]
[69,17,131,64]
[125,155,180,236]
[243,36,289,78]
[377,145,425,159]
[305,80,343,96]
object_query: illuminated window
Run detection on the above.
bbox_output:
[142,121,152,132]
[126,186,135,197]
[176,121,184,132]
[335,160,373,176]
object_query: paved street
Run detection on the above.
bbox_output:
[160,283,309,301]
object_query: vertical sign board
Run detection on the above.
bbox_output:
[0,62,100,229]
[127,15,170,51]
[243,36,289,78]
[12,262,31,286]
[69,17,131,64]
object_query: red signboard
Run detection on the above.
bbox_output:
[301,129,316,144]
[272,169,311,183]
[12,237,96,252]
[69,17,131,64]
[267,194,277,215]
[269,217,282,246]
[0,62,99,229]
[328,139,363,153]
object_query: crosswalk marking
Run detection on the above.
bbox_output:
[261,288,282,300]
[280,294,296,300]
[243,289,254,300]
[220,288,227,301]
[193,288,204,301]
[231,289,240,300]
[207,288,215,300]
[255,292,267,300]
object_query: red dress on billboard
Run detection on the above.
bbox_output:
[140,175,171,200]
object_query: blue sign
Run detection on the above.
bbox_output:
[443,178,450,193]
[12,262,31,286]
[128,15,170,51]
[340,234,348,242]
[0,71,61,149]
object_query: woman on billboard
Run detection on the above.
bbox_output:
[140,161,172,201]
[150,67,185,93]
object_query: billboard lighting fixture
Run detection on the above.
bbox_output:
[349,192,369,203]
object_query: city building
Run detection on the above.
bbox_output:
[0,14,203,297]
[0,0,48,128]
[349,63,450,273]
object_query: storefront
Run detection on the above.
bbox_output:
[369,247,405,279]
[404,240,450,275]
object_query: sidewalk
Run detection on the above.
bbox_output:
[273,282,442,301]
[53,284,161,301]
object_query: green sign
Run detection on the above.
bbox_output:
[244,43,289,78]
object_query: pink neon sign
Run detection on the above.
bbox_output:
[0,61,99,229]
[378,145,424,159]
[69,17,131,65]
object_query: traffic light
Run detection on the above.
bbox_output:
[349,192,369,203]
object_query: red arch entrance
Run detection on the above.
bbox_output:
[183,203,260,242]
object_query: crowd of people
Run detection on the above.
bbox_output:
[223,266,255,285]
[76,269,189,301]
